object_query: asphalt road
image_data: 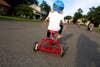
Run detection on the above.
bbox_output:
[0,20,100,67]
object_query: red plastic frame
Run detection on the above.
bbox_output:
[37,30,61,54]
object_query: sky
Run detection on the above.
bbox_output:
[38,0,100,16]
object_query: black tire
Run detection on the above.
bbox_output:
[34,42,38,51]
[60,48,64,57]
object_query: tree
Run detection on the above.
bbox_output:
[95,6,100,24]
[64,16,72,24]
[40,0,51,17]
[73,8,83,23]
[87,7,95,19]
[5,0,38,5]
[82,15,88,24]
[4,0,38,16]
[87,6,100,27]
[77,8,83,13]
[16,4,34,18]
[25,0,38,5]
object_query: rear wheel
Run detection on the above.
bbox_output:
[60,47,64,57]
[34,42,39,51]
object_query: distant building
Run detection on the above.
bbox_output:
[30,4,41,19]
[0,0,10,7]
[77,19,84,25]
[65,18,73,24]
[0,0,10,15]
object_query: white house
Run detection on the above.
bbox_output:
[29,4,42,19]
[0,0,10,7]
[30,4,41,15]
[30,4,41,13]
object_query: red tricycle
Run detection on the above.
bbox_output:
[34,30,64,57]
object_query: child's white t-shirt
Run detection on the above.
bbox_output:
[48,11,64,31]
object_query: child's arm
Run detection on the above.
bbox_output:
[42,16,49,24]
[62,20,67,32]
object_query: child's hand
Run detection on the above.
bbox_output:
[42,21,46,27]
[42,16,49,27]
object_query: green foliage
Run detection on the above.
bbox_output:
[87,6,100,26]
[73,8,83,23]
[15,4,34,19]
[2,0,39,16]
[6,0,38,5]
[94,27,100,32]
[40,1,51,16]
[87,7,96,19]
[24,0,38,5]
[82,15,88,23]
[64,15,72,24]
[74,12,82,19]
[95,6,100,24]
[64,16,72,20]
[81,18,88,23]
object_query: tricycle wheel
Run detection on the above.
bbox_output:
[60,48,64,57]
[34,42,39,51]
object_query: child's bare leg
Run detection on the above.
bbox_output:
[58,25,63,39]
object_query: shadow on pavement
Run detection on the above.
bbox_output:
[75,34,100,67]
[59,33,73,54]
[59,33,73,44]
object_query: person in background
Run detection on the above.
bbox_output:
[87,18,94,32]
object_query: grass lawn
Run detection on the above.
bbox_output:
[94,27,100,32]
[0,15,41,22]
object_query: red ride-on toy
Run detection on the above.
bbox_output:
[34,30,64,57]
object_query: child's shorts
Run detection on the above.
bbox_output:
[47,30,57,38]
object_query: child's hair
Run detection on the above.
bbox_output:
[53,0,64,13]
[50,10,55,13]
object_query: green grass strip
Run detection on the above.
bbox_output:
[0,15,41,22]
